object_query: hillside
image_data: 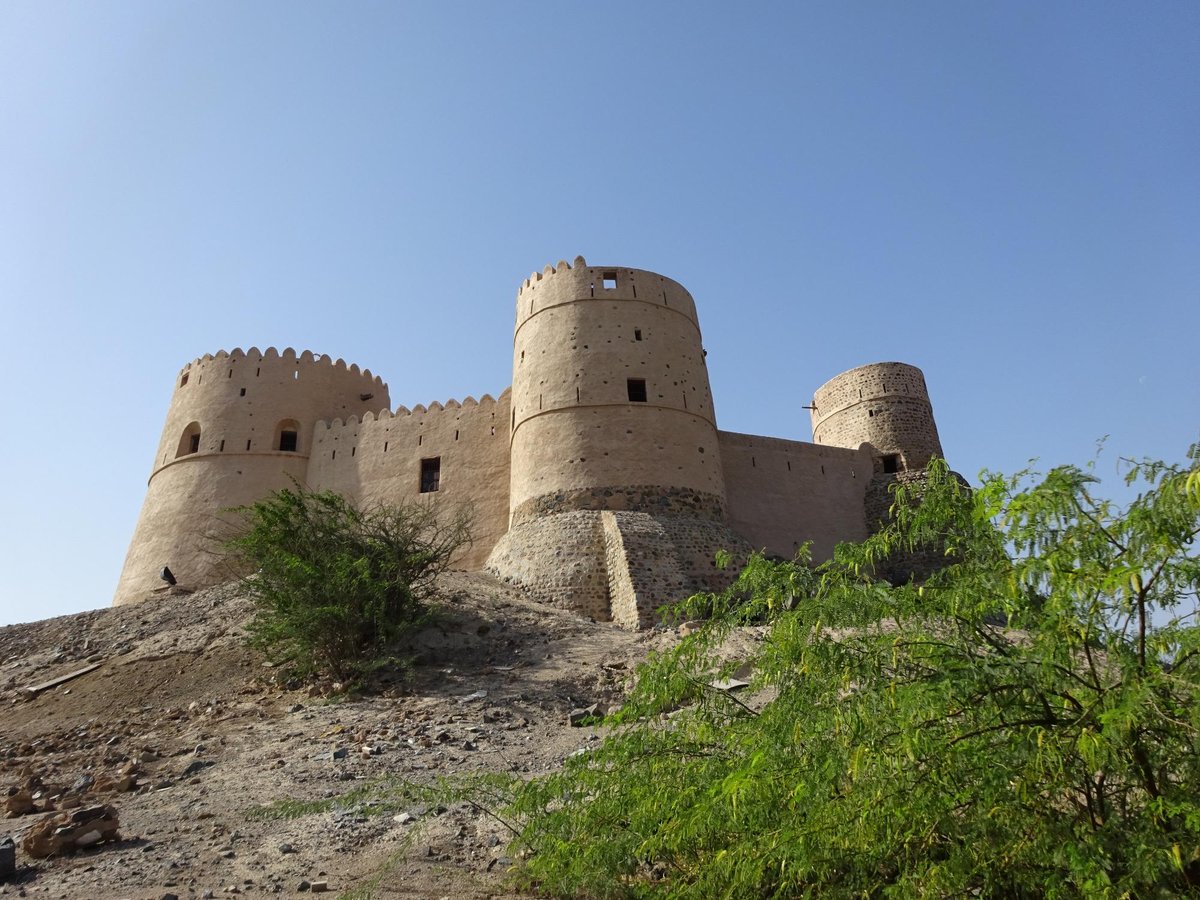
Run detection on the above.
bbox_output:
[1,574,678,898]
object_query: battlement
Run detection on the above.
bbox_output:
[314,389,511,434]
[176,346,387,390]
[515,258,698,330]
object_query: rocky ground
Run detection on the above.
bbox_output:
[0,573,683,899]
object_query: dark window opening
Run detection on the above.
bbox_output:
[454,430,459,441]
[420,457,441,493]
[351,447,356,457]
[634,329,642,341]
[239,387,246,396]
[279,430,298,452]
[882,454,901,474]
[627,379,647,402]
[246,439,252,451]
[360,392,374,401]
[189,434,200,454]
[602,272,617,290]
[384,441,389,452]
[219,440,225,452]
[180,373,189,387]
[228,369,233,378]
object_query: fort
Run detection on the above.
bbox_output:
[114,257,947,627]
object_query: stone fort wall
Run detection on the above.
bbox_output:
[305,391,511,571]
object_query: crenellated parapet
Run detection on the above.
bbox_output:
[515,256,700,333]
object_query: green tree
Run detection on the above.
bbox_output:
[501,449,1200,898]
[227,484,470,682]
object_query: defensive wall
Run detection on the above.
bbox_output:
[114,257,953,627]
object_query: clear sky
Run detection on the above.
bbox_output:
[1,2,1196,626]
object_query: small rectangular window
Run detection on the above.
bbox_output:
[882,454,901,474]
[627,378,647,403]
[279,431,298,452]
[188,434,200,454]
[420,457,441,493]
[239,388,246,396]
[602,272,617,290]
[180,373,189,387]
[634,329,642,341]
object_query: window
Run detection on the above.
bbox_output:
[627,378,647,402]
[882,454,901,474]
[634,329,642,341]
[420,457,441,493]
[602,272,617,290]
[179,373,189,388]
[176,422,202,458]
[275,419,301,453]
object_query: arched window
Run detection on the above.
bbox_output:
[275,419,301,453]
[176,422,202,458]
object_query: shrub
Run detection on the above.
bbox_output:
[500,449,1200,898]
[227,484,470,682]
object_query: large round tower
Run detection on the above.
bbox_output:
[487,257,747,627]
[810,361,943,471]
[113,347,388,606]
[507,256,726,520]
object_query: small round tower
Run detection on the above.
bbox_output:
[113,347,389,606]
[810,362,943,472]
[507,256,725,522]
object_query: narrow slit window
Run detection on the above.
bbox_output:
[189,434,201,454]
[420,457,441,493]
[180,373,189,388]
[602,272,617,290]
[246,439,252,451]
[634,329,642,341]
[627,378,647,403]
[219,440,225,452]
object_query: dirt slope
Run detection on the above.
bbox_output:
[1,573,677,899]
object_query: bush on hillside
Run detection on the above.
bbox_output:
[497,449,1200,898]
[226,484,470,682]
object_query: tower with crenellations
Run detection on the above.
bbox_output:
[113,256,953,626]
[113,348,387,605]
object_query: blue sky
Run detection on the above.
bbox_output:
[1,2,1196,625]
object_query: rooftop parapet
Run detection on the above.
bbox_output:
[515,256,699,332]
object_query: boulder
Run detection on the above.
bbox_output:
[21,804,120,858]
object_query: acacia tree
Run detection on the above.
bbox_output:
[227,484,470,682]
[502,449,1200,898]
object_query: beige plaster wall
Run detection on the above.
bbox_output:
[306,391,511,570]
[810,362,943,470]
[113,348,389,605]
[718,431,874,562]
[508,258,724,517]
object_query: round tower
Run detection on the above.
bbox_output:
[507,256,726,522]
[113,347,389,606]
[810,361,943,472]
[488,257,746,628]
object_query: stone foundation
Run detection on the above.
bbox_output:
[510,485,726,527]
[485,508,749,628]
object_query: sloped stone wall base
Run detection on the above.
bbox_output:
[485,510,750,629]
